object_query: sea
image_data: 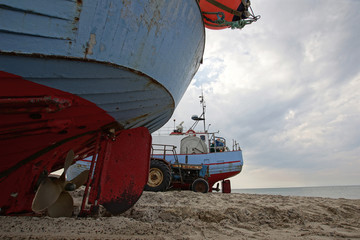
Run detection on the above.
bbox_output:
[232,185,360,199]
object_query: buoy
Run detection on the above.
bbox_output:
[199,0,254,30]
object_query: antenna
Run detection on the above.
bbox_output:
[199,91,206,132]
[189,91,207,132]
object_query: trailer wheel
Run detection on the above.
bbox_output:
[145,159,171,192]
[192,178,209,193]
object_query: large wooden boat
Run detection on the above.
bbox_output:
[0,0,204,216]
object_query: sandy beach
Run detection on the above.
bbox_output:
[1,189,359,240]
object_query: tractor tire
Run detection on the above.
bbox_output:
[144,159,171,192]
[192,178,209,193]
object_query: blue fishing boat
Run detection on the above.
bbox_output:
[0,0,205,217]
[150,93,243,193]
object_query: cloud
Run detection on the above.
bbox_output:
[157,0,360,188]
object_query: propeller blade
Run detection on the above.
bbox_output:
[59,150,75,181]
[64,150,74,173]
[71,170,90,189]
[47,191,73,217]
[32,178,62,212]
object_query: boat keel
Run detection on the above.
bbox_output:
[83,127,151,215]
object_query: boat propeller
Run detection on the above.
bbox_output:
[31,150,89,217]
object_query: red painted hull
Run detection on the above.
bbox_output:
[207,170,241,188]
[171,170,240,191]
[0,71,151,215]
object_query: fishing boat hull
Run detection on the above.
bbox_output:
[0,0,205,131]
[153,150,243,190]
[0,0,205,215]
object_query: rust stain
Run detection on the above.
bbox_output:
[125,113,149,125]
[0,96,72,114]
[73,0,82,28]
[69,0,83,49]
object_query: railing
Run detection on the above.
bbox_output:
[208,134,227,152]
[151,144,179,164]
[232,140,242,151]
[208,133,242,152]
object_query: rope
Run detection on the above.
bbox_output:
[201,4,260,30]
[205,0,245,18]
[202,11,258,29]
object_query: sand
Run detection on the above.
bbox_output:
[1,189,360,240]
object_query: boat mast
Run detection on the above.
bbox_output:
[199,92,206,132]
[190,91,207,132]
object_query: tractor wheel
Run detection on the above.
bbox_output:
[144,159,171,192]
[192,178,209,193]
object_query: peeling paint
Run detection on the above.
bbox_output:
[10,192,18,198]
[85,34,97,57]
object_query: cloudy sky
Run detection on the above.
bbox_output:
[158,0,360,189]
